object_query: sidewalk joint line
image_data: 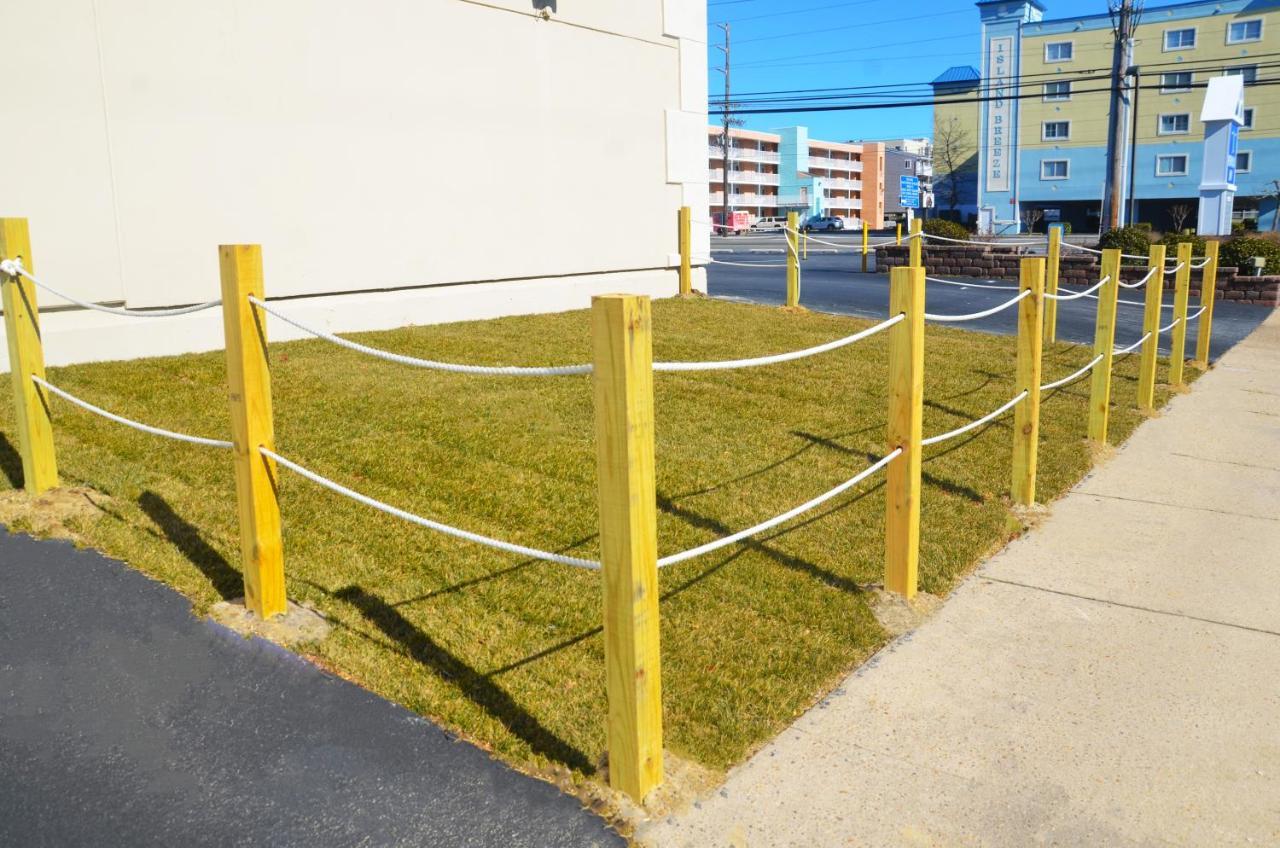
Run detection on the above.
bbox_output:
[1076,491,1280,523]
[1170,452,1280,474]
[981,576,1280,638]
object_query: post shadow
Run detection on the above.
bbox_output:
[793,430,985,503]
[0,433,22,488]
[138,491,242,601]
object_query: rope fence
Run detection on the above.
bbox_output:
[31,376,234,449]
[924,289,1030,322]
[1040,354,1104,392]
[0,258,222,317]
[921,391,1027,446]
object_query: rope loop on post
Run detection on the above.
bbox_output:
[1,258,222,317]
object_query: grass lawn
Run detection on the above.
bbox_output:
[0,296,1181,785]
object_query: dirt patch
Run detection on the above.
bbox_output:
[866,588,943,638]
[210,598,332,647]
[594,750,723,838]
[0,486,108,539]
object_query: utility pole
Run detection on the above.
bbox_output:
[1102,0,1141,231]
[715,23,732,230]
[1126,65,1141,226]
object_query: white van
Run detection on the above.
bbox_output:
[750,216,788,231]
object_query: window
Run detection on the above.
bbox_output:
[1042,120,1071,140]
[1237,151,1252,173]
[1164,28,1197,50]
[1226,65,1258,84]
[1156,154,1189,176]
[1159,113,1191,135]
[1227,18,1263,44]
[1243,107,1255,130]
[1045,41,1073,61]
[1160,71,1193,93]
[1043,80,1071,100]
[1041,159,1069,180]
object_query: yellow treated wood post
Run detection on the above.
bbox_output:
[1043,224,1062,343]
[884,265,924,599]
[896,221,902,246]
[1,218,58,494]
[802,229,808,261]
[1012,257,1045,506]
[861,222,869,273]
[678,206,691,296]
[785,211,800,307]
[219,245,286,620]
[1137,244,1167,411]
[1169,241,1193,387]
[1193,240,1220,368]
[1087,249,1122,444]
[591,294,663,802]
[908,217,922,269]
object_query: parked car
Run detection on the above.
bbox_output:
[802,216,845,232]
[750,216,788,231]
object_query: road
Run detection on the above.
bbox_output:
[706,246,1269,361]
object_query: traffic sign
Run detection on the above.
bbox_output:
[900,175,920,195]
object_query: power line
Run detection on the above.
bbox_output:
[733,8,970,45]
[710,0,882,25]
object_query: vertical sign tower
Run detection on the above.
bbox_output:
[1197,75,1246,237]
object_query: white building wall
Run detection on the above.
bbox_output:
[1,0,708,368]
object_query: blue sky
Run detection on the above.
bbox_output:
[708,0,1116,142]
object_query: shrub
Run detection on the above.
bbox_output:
[1133,222,1153,233]
[1159,231,1207,257]
[1097,226,1153,257]
[1221,237,1280,274]
[922,218,969,241]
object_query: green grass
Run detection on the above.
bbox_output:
[0,297,1179,781]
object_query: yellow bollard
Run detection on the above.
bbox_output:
[1087,249,1122,444]
[1137,244,1167,411]
[786,211,800,307]
[678,206,691,296]
[1169,241,1192,387]
[896,221,902,246]
[1193,240,1220,368]
[591,294,663,802]
[0,218,59,494]
[884,265,924,599]
[1043,225,1062,343]
[861,224,869,273]
[219,245,287,620]
[802,229,808,261]
[908,218,922,269]
[1011,257,1045,506]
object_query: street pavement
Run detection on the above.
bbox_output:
[707,248,1270,361]
[0,532,623,848]
[641,310,1280,846]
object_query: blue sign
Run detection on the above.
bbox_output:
[900,175,920,194]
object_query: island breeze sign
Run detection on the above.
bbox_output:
[986,36,1013,193]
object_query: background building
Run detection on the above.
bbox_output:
[709,127,885,228]
[1,0,708,369]
[869,138,936,221]
[932,0,1278,233]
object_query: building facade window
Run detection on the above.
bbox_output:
[1042,120,1071,140]
[1243,107,1255,130]
[1156,154,1189,176]
[1043,80,1071,100]
[1044,41,1073,61]
[1237,151,1252,173]
[1227,19,1263,44]
[1041,159,1069,179]
[1226,64,1258,84]
[1159,113,1191,135]
[1160,71,1193,93]
[1164,28,1197,50]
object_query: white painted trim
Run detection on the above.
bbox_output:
[1237,149,1253,173]
[1155,153,1189,177]
[1159,70,1194,93]
[1042,80,1071,101]
[1041,120,1071,141]
[1044,40,1074,62]
[1162,25,1197,52]
[1243,106,1256,130]
[1226,17,1264,45]
[1040,159,1070,180]
[1157,112,1191,135]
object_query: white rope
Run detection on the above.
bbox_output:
[926,276,1020,291]
[1117,267,1159,289]
[1159,316,1182,334]
[924,289,1030,322]
[1059,242,1103,255]
[655,448,901,568]
[920,232,1044,247]
[1114,331,1152,356]
[1186,305,1207,322]
[1191,257,1212,269]
[1,259,221,317]
[262,447,601,570]
[1040,355,1104,391]
[920,391,1027,446]
[1164,262,1185,275]
[709,258,789,268]
[247,296,592,376]
[1045,275,1109,301]
[783,229,894,249]
[31,376,233,449]
[653,313,904,372]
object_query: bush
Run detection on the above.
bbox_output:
[1221,237,1280,274]
[1159,231,1207,257]
[922,218,969,241]
[1133,222,1153,233]
[1097,226,1153,257]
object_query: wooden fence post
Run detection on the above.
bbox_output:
[1,218,59,494]
[1137,244,1167,411]
[219,245,287,620]
[1169,241,1193,387]
[1043,224,1062,343]
[803,229,808,261]
[861,223,869,273]
[884,266,924,598]
[1087,249,1122,444]
[1193,240,1220,368]
[896,221,902,246]
[786,211,800,307]
[1012,257,1044,506]
[591,294,663,802]
[678,206,691,297]
[908,217,922,269]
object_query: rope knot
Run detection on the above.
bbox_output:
[0,257,25,277]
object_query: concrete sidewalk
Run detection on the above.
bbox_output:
[641,313,1280,847]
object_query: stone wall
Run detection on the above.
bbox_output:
[875,244,1279,306]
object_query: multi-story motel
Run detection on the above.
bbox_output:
[931,0,1279,234]
[708,127,886,228]
[1,1,709,370]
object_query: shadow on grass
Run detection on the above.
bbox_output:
[332,583,595,774]
[0,433,22,489]
[138,491,242,601]
[795,431,985,503]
